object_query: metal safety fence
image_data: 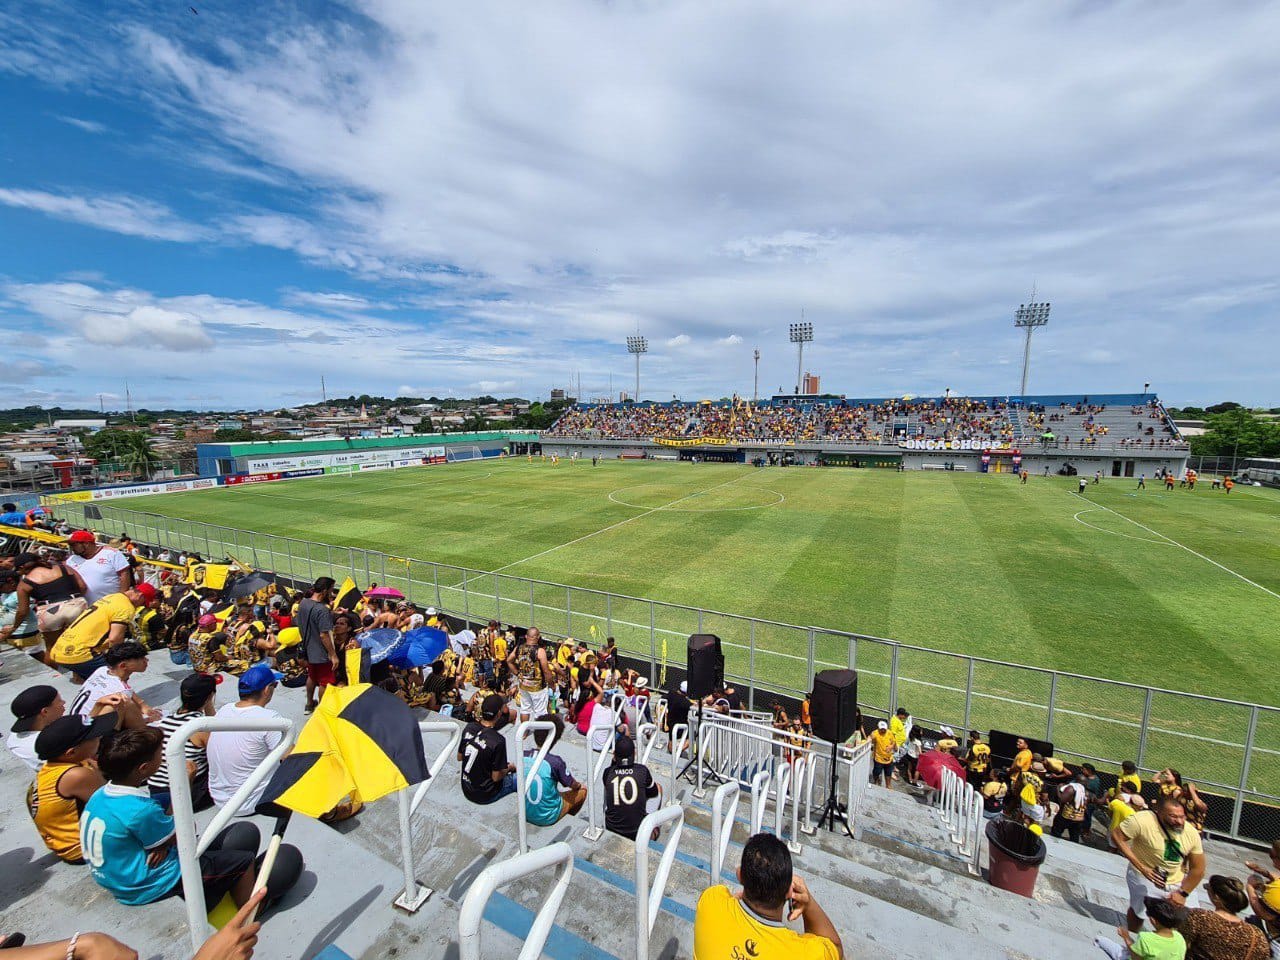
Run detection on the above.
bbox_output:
[56,500,1280,846]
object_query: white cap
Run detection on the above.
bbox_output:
[635,677,648,689]
[941,725,955,737]
[679,681,687,693]
[426,607,437,616]
[877,720,889,730]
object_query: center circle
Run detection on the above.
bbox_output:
[608,483,785,512]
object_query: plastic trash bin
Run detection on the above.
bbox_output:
[986,818,1046,897]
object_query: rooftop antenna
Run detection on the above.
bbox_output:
[125,380,134,422]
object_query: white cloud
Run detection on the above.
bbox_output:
[665,334,691,348]
[473,380,517,393]
[718,334,744,345]
[0,188,207,242]
[56,115,107,134]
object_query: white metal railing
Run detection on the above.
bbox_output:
[843,739,873,839]
[168,714,298,955]
[667,723,689,799]
[773,761,792,839]
[398,719,464,911]
[581,729,617,842]
[635,804,685,960]
[458,841,575,960]
[636,722,659,765]
[514,720,557,855]
[788,757,806,853]
[710,780,740,883]
[938,767,982,875]
[750,769,772,834]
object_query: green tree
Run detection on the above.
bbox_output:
[1189,408,1280,460]
[82,429,160,479]
[212,428,258,442]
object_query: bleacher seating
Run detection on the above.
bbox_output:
[545,395,1186,451]
[1,646,1249,960]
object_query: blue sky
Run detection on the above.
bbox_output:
[1,0,1276,410]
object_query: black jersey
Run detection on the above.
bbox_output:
[459,722,508,803]
[602,761,659,840]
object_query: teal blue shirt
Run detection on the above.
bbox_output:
[81,783,181,905]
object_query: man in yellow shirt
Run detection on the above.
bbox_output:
[869,720,896,790]
[694,833,842,960]
[50,583,157,680]
[1112,793,1205,932]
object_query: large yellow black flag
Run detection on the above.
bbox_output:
[333,576,362,612]
[259,650,428,817]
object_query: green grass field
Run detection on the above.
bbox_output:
[87,458,1280,798]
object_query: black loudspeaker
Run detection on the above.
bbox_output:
[811,669,858,743]
[987,730,1054,769]
[686,634,723,699]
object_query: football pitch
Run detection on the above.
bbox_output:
[94,457,1280,794]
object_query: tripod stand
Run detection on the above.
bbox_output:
[677,700,726,791]
[815,740,854,839]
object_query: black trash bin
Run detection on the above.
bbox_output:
[986,818,1046,897]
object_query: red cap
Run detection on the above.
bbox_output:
[68,530,96,544]
[133,582,158,605]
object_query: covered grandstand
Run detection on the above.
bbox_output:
[542,392,1189,477]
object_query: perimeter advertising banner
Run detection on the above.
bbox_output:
[244,446,447,473]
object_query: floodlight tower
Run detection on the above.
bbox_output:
[753,348,760,402]
[626,335,648,402]
[1014,301,1051,396]
[789,320,813,395]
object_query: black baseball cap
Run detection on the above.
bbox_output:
[11,685,59,733]
[35,714,116,761]
[480,694,506,720]
[180,673,221,706]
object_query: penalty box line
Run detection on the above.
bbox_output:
[1071,492,1280,603]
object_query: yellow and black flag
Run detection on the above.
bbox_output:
[259,650,428,818]
[333,576,362,612]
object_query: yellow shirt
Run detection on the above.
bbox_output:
[50,593,136,665]
[1013,749,1033,774]
[493,635,508,662]
[889,716,907,748]
[966,743,991,773]
[1119,810,1203,885]
[556,642,574,668]
[870,729,896,765]
[27,760,85,862]
[1108,798,1137,832]
[693,885,838,960]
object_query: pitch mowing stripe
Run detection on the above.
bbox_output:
[1072,492,1280,603]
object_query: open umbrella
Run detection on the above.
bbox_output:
[356,628,404,664]
[365,586,405,600]
[917,748,965,791]
[386,626,449,670]
[226,573,273,600]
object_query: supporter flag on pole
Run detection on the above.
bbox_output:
[333,577,361,612]
[259,649,428,818]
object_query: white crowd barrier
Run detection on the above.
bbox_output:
[459,841,574,960]
[513,720,558,855]
[635,804,686,959]
[938,767,983,875]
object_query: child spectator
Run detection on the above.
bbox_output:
[27,715,112,862]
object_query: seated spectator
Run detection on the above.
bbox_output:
[148,673,219,812]
[577,688,617,752]
[981,768,1008,818]
[187,615,221,673]
[27,715,112,863]
[1094,896,1186,960]
[7,685,66,772]
[663,681,691,753]
[49,583,158,681]
[602,735,660,842]
[1179,875,1270,960]
[523,714,587,827]
[207,665,286,817]
[694,832,842,959]
[458,693,516,805]
[81,726,302,908]
[420,660,455,711]
[70,641,162,729]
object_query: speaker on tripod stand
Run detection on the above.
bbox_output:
[810,668,858,837]
[680,634,724,789]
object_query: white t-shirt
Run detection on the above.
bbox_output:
[6,729,40,772]
[70,666,132,719]
[68,548,131,603]
[588,701,616,752]
[207,702,284,817]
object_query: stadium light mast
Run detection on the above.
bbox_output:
[1014,301,1051,396]
[626,335,648,402]
[789,319,813,395]
[753,348,760,402]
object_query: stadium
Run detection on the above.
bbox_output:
[3,383,1276,960]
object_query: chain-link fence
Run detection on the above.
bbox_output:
[52,500,1280,844]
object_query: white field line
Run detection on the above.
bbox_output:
[1072,492,1280,603]
[1073,509,1172,546]
[466,470,758,580]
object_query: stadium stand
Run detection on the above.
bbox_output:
[1,530,1265,960]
